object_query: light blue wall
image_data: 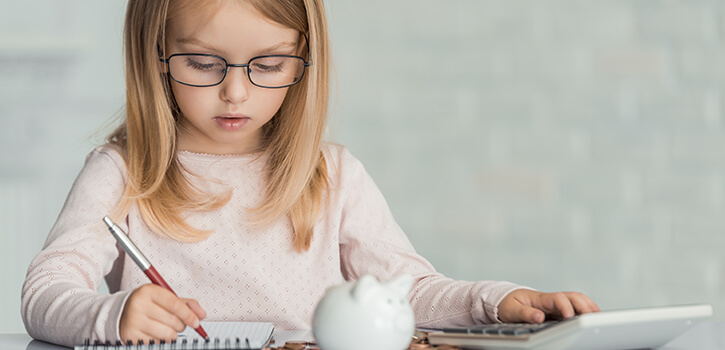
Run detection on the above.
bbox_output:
[1,0,723,333]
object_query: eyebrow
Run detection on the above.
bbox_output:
[175,37,298,55]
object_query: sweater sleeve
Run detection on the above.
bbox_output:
[335,148,528,327]
[21,146,133,347]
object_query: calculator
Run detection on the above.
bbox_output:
[427,304,712,350]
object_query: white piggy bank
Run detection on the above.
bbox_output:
[312,274,415,350]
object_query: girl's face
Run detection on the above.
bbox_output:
[166,1,301,155]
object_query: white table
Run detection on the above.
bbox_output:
[1,323,723,349]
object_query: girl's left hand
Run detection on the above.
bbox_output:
[497,289,600,323]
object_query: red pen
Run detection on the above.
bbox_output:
[103,216,209,341]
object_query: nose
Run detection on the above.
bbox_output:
[220,66,250,104]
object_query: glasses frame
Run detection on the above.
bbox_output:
[158,35,312,89]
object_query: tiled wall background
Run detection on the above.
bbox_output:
[1,0,723,333]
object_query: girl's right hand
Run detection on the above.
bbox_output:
[119,284,207,344]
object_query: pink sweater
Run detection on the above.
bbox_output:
[21,144,524,347]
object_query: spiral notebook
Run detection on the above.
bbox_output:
[73,321,275,350]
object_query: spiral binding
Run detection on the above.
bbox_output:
[75,337,256,350]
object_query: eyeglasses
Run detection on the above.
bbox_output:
[158,37,311,89]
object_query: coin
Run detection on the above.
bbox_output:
[283,340,309,350]
[413,330,428,341]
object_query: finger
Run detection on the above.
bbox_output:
[502,304,546,324]
[570,292,601,314]
[566,292,596,314]
[587,296,601,312]
[121,319,179,345]
[563,291,600,314]
[152,293,201,330]
[135,319,179,344]
[549,293,576,319]
[182,298,207,320]
[146,302,187,332]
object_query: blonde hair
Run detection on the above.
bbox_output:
[110,0,330,252]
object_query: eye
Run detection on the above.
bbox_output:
[251,62,284,73]
[185,57,224,72]
[249,57,288,74]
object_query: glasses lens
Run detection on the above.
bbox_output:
[248,56,305,88]
[168,55,226,86]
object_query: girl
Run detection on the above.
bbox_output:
[21,0,599,347]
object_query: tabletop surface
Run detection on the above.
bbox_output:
[1,322,724,349]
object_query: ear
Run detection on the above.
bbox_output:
[351,275,378,302]
[386,274,413,296]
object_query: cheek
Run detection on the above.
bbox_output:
[171,84,212,115]
[263,89,287,111]
[259,89,290,114]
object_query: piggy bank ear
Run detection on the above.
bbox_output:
[386,273,413,296]
[351,275,378,302]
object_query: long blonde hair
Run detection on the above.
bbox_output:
[110,0,330,252]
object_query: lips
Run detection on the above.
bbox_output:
[214,114,249,131]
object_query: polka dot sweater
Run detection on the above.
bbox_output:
[21,143,524,347]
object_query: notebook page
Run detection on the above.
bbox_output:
[178,321,275,348]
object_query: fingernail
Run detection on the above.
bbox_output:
[192,319,200,328]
